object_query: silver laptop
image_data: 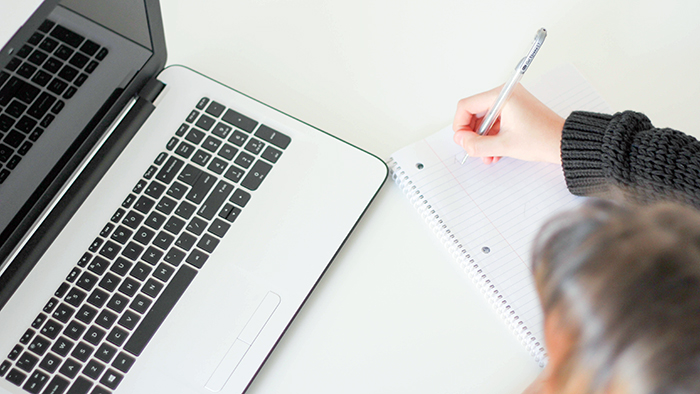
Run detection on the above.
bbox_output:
[0,1,387,393]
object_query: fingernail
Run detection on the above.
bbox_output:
[454,132,464,145]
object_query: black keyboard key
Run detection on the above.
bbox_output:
[223,165,245,184]
[64,287,87,307]
[51,337,74,357]
[244,137,265,155]
[164,248,186,267]
[96,47,109,61]
[122,241,144,261]
[74,73,87,86]
[50,25,84,47]
[7,100,28,118]
[0,360,9,377]
[31,314,48,329]
[197,234,219,253]
[23,370,50,394]
[84,326,106,346]
[47,78,68,95]
[26,91,55,120]
[31,70,52,87]
[212,122,233,139]
[225,205,242,223]
[96,309,119,329]
[142,278,164,298]
[39,36,59,52]
[234,151,254,169]
[17,62,37,79]
[43,297,59,313]
[39,352,61,373]
[110,225,132,244]
[153,263,175,282]
[63,321,87,341]
[79,40,100,56]
[133,195,155,214]
[186,249,209,268]
[98,272,120,292]
[54,44,74,60]
[218,143,238,160]
[0,114,14,132]
[27,336,50,356]
[52,303,75,323]
[177,163,202,186]
[186,216,207,236]
[156,196,177,215]
[208,218,231,238]
[144,211,167,230]
[133,226,155,245]
[186,172,216,204]
[0,144,12,162]
[67,375,92,394]
[191,149,211,166]
[0,76,23,106]
[75,304,98,325]
[58,64,79,82]
[100,369,123,390]
[87,255,110,275]
[185,127,205,145]
[205,101,225,117]
[40,319,63,340]
[98,240,120,260]
[122,210,144,229]
[166,181,188,200]
[16,45,32,59]
[112,352,135,373]
[222,109,257,132]
[16,351,39,372]
[4,130,25,148]
[230,188,251,207]
[175,200,196,220]
[69,52,89,69]
[198,180,234,220]
[85,60,98,74]
[164,216,186,235]
[207,157,228,174]
[83,360,105,380]
[185,109,199,123]
[195,97,209,110]
[59,357,81,378]
[107,293,129,313]
[16,81,41,104]
[130,262,152,281]
[124,265,197,356]
[110,257,133,277]
[95,343,118,363]
[241,160,272,191]
[27,50,48,66]
[19,328,35,344]
[72,342,94,362]
[130,294,152,314]
[141,246,163,266]
[42,57,63,73]
[156,156,184,184]
[153,231,175,250]
[255,124,291,149]
[261,145,282,163]
[16,115,38,133]
[118,310,141,331]
[8,344,23,360]
[195,114,215,131]
[5,57,21,71]
[175,232,196,251]
[6,368,26,386]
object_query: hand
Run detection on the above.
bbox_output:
[452,84,564,165]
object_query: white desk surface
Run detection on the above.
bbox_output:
[159,1,700,393]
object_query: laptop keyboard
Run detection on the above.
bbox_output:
[0,20,109,184]
[1,97,290,394]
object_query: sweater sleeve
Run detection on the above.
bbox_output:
[561,110,700,208]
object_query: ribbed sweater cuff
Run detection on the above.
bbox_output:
[561,111,613,196]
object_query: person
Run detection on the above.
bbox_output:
[452,86,700,393]
[452,85,700,208]
[527,200,700,394]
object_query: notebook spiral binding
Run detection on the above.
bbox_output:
[388,158,548,367]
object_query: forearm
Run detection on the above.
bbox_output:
[561,111,700,208]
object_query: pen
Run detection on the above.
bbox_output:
[460,28,547,164]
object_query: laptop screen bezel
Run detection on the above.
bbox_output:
[0,0,167,310]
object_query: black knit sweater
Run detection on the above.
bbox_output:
[561,111,700,208]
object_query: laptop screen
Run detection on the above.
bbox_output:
[0,0,165,301]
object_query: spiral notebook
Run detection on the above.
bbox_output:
[388,64,611,365]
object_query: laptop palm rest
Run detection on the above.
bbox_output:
[205,291,281,392]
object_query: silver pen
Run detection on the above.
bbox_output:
[460,28,547,164]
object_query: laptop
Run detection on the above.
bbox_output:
[0,0,387,393]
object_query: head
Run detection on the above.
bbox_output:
[532,200,700,394]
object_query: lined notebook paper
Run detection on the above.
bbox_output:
[388,64,611,365]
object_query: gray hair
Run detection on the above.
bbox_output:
[532,200,700,393]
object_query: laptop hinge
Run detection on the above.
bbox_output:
[138,78,166,103]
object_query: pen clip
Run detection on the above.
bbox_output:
[517,28,547,74]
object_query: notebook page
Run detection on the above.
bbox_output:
[390,64,611,358]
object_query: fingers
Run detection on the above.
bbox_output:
[452,86,502,133]
[455,130,508,159]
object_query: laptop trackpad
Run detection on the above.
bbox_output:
[205,291,281,392]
